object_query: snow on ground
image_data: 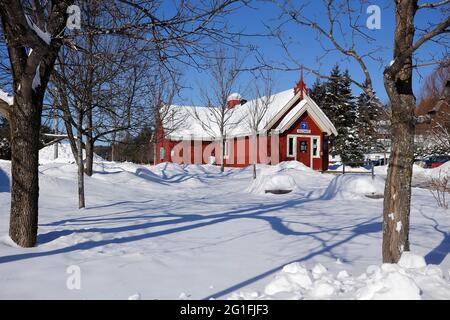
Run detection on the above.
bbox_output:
[328,165,371,173]
[230,252,450,300]
[0,158,449,299]
[39,143,103,165]
[427,161,450,179]
[321,175,385,200]
[246,161,323,195]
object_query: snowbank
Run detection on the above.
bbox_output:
[247,174,298,194]
[229,253,450,300]
[39,143,103,165]
[321,174,385,200]
[328,165,371,172]
[374,164,426,177]
[428,161,450,179]
[246,161,315,194]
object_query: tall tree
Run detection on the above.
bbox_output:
[0,0,244,246]
[0,0,73,247]
[274,0,450,262]
[321,65,363,165]
[246,71,273,179]
[192,48,244,172]
[356,90,383,155]
[309,78,326,104]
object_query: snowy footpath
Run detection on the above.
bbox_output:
[0,150,449,299]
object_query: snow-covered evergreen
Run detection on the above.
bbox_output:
[355,89,383,154]
[311,65,364,165]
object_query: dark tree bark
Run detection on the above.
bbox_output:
[382,0,450,262]
[382,0,416,262]
[77,107,85,209]
[0,0,73,247]
[275,0,450,263]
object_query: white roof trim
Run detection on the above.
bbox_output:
[263,89,303,130]
[275,97,338,136]
[304,95,338,136]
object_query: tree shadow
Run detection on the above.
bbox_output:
[0,190,381,278]
[202,218,381,300]
[420,210,450,265]
[0,168,9,192]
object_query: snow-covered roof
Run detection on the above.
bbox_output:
[275,95,338,136]
[163,88,337,140]
[227,93,241,101]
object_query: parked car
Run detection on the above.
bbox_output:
[420,155,450,168]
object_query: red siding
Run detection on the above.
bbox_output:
[156,103,330,171]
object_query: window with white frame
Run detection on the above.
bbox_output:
[287,136,295,157]
[312,137,320,157]
[224,140,229,159]
[160,147,166,160]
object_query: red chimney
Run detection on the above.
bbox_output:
[227,93,242,109]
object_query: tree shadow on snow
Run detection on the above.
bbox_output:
[0,191,382,283]
[0,168,10,192]
[420,210,450,265]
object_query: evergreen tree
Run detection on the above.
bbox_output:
[355,90,382,154]
[319,65,364,166]
[309,78,326,103]
[338,70,364,165]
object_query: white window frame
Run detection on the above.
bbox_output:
[223,140,230,159]
[285,134,321,169]
[287,135,296,157]
[312,136,321,158]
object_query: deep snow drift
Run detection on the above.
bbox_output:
[230,252,450,300]
[0,158,449,299]
[321,175,385,200]
[39,143,103,165]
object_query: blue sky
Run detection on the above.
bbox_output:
[179,0,449,105]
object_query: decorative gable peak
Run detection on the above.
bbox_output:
[294,65,309,100]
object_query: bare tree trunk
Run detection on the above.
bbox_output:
[85,132,94,176]
[53,104,58,160]
[153,140,157,165]
[221,136,225,173]
[77,108,85,209]
[252,132,257,179]
[382,0,416,263]
[9,93,41,247]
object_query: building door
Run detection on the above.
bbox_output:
[297,137,311,167]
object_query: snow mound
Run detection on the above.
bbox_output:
[329,165,370,172]
[375,164,426,177]
[229,253,450,300]
[260,161,313,176]
[428,161,450,179]
[151,162,187,178]
[39,143,103,165]
[246,161,319,194]
[321,175,385,200]
[247,173,298,194]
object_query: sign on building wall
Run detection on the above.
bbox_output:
[297,121,311,134]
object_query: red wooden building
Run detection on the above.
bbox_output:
[156,73,337,171]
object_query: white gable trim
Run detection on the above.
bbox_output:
[304,95,338,136]
[264,90,303,131]
[274,98,337,136]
